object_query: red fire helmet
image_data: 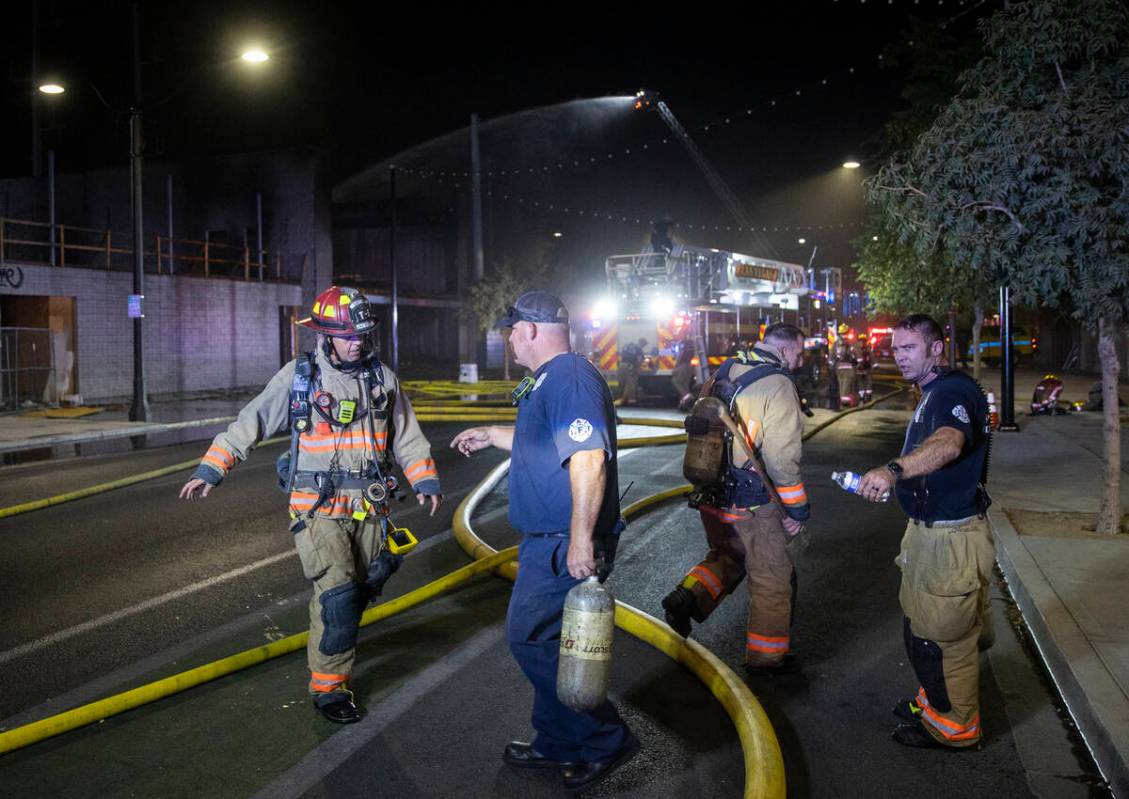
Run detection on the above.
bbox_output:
[298,286,377,337]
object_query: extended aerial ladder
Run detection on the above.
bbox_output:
[634,90,775,258]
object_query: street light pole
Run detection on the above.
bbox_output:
[389,165,399,373]
[128,2,148,422]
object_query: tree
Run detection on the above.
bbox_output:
[871,0,1129,534]
[461,259,548,381]
[854,220,996,380]
[856,15,994,377]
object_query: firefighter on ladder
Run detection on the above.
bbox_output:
[178,286,442,724]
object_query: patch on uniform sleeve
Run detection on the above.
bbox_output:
[568,418,594,442]
[951,404,970,424]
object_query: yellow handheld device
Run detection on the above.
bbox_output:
[386,525,418,555]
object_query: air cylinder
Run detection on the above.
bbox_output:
[557,576,616,711]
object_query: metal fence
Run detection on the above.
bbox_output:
[0,327,55,410]
[0,216,305,282]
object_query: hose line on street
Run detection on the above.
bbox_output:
[0,385,904,790]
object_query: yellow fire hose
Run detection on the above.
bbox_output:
[0,386,904,790]
[0,547,518,756]
[452,458,786,799]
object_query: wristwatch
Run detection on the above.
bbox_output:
[885,461,904,478]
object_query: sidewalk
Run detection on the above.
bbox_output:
[989,412,1129,797]
[0,396,251,456]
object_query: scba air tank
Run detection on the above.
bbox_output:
[557,576,616,712]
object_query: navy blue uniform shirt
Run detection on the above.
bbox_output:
[509,353,620,535]
[896,370,989,522]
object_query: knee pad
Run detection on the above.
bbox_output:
[903,617,951,712]
[365,551,403,600]
[319,582,362,656]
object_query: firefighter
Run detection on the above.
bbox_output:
[618,337,647,405]
[451,291,637,791]
[671,342,695,411]
[855,335,874,402]
[857,314,993,750]
[662,323,811,677]
[178,286,442,724]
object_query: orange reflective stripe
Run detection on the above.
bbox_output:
[404,459,437,481]
[288,493,353,517]
[309,672,349,692]
[202,447,236,472]
[688,565,723,600]
[205,446,236,467]
[777,483,808,505]
[915,687,980,740]
[699,505,749,524]
[746,632,789,653]
[299,430,385,453]
[201,454,230,472]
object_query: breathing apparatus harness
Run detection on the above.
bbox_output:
[278,351,417,554]
[683,348,793,509]
[905,366,993,525]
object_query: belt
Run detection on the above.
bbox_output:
[291,469,382,491]
[911,515,980,528]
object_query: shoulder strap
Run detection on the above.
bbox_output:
[285,352,317,493]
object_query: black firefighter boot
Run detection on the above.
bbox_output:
[661,586,704,637]
[313,689,362,724]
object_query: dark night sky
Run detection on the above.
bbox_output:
[1,1,995,286]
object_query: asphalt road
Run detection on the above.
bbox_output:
[0,404,1110,797]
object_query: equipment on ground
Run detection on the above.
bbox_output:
[1030,374,1065,415]
[557,575,616,712]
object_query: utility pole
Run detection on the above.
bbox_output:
[389,166,399,373]
[999,285,1018,431]
[470,113,484,283]
[128,2,149,422]
[31,0,41,178]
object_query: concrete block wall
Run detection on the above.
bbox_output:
[2,262,302,402]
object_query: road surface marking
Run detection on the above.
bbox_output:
[250,623,505,799]
[0,549,297,667]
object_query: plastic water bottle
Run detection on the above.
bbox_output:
[832,470,889,501]
[831,471,863,493]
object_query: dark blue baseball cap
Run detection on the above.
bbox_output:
[493,290,570,329]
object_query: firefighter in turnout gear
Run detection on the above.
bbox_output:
[178,286,442,724]
[858,314,993,750]
[663,323,811,677]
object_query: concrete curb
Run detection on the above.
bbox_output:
[990,507,1129,798]
[0,416,237,455]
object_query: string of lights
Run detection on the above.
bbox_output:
[475,187,865,237]
[389,0,989,184]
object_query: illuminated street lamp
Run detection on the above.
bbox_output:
[39,16,270,422]
[842,160,861,169]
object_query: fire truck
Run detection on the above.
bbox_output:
[586,246,809,396]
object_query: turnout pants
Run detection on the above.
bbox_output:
[506,535,630,762]
[619,365,639,403]
[292,515,381,695]
[897,517,995,747]
[679,504,797,666]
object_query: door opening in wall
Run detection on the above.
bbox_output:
[279,305,301,366]
[0,294,78,408]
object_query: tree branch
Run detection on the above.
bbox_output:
[872,182,929,198]
[958,201,1025,232]
[1055,62,1069,94]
